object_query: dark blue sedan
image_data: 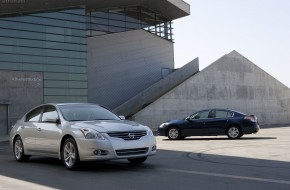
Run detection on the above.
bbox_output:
[158,109,260,140]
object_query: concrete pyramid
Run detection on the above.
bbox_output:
[132,50,290,129]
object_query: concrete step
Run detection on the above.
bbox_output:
[114,58,199,117]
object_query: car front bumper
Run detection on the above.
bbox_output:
[157,127,167,136]
[75,135,156,161]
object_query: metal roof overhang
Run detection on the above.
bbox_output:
[0,0,190,20]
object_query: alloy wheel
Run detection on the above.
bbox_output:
[227,126,241,139]
[63,142,76,168]
[62,138,80,170]
[13,136,30,162]
[168,127,180,140]
[14,139,23,160]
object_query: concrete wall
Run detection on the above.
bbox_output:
[88,29,174,109]
[0,70,43,134]
[132,51,290,130]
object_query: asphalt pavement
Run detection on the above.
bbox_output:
[0,127,290,190]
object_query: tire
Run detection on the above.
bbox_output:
[226,126,242,139]
[128,157,147,165]
[167,127,181,140]
[61,138,80,170]
[13,136,30,162]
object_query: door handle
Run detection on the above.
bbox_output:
[37,128,41,132]
[21,126,25,129]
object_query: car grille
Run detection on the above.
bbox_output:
[107,131,147,140]
[116,148,148,156]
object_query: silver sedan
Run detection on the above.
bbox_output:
[10,103,156,169]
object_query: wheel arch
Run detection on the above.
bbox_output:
[10,134,22,150]
[12,134,21,148]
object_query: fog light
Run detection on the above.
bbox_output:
[94,150,101,155]
[152,145,156,151]
[94,149,108,156]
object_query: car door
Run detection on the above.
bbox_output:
[204,110,230,135]
[182,110,210,136]
[20,106,44,152]
[35,105,62,155]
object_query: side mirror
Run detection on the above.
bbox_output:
[119,115,125,120]
[43,118,61,124]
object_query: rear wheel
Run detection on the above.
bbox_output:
[13,136,30,162]
[128,157,147,165]
[167,127,181,140]
[62,138,80,170]
[226,126,242,139]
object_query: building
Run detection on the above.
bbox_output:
[0,0,190,135]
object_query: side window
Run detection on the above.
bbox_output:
[208,110,216,118]
[26,107,43,122]
[215,110,229,118]
[41,106,59,122]
[190,110,210,120]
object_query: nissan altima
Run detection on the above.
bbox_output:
[158,109,259,140]
[10,103,156,169]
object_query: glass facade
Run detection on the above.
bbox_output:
[0,9,88,103]
[86,7,173,41]
[0,7,173,104]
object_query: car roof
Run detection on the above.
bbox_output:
[30,103,101,108]
[194,108,245,114]
[55,103,98,106]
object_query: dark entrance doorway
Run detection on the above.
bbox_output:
[0,104,8,135]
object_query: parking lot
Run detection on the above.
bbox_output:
[1,126,290,190]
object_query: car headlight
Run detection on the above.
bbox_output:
[159,122,169,128]
[147,129,154,136]
[80,128,105,140]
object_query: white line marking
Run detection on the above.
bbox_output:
[159,168,290,185]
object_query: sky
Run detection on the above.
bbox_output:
[173,0,290,88]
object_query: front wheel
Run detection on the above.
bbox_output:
[13,136,30,162]
[226,126,242,139]
[62,138,80,170]
[128,157,147,165]
[167,127,181,140]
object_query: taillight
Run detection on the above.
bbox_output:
[244,115,256,122]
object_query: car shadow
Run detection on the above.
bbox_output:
[1,147,290,189]
[162,137,277,141]
[24,156,156,172]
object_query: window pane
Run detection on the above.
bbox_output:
[26,107,43,122]
[216,111,229,118]
[191,111,209,119]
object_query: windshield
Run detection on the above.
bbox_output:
[59,104,121,121]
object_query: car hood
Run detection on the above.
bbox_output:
[71,120,147,133]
